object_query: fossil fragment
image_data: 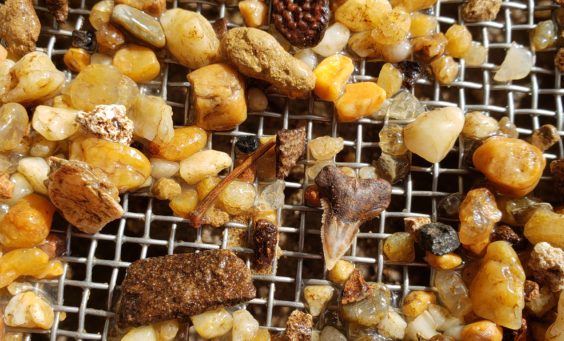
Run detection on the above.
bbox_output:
[276,126,306,179]
[253,219,278,271]
[342,269,372,304]
[284,310,313,341]
[315,165,392,270]
[117,250,256,328]
[47,157,123,234]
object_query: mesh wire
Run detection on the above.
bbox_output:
[1,0,563,339]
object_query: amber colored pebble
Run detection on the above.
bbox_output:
[63,48,91,73]
[0,194,55,249]
[148,126,207,161]
[113,45,160,83]
[473,137,546,197]
[424,252,462,270]
[304,185,321,207]
[96,23,125,53]
[313,54,354,101]
[461,320,503,341]
[335,82,386,122]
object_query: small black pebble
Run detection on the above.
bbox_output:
[437,193,463,218]
[417,222,460,255]
[72,30,97,52]
[398,61,424,89]
[236,135,260,154]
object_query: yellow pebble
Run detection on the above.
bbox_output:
[327,259,355,284]
[402,290,436,317]
[431,55,459,85]
[64,48,91,72]
[377,63,403,98]
[313,54,354,101]
[424,252,462,270]
[0,248,62,288]
[335,82,386,122]
[148,126,207,161]
[113,45,160,83]
[370,8,411,45]
[445,24,473,58]
[460,320,503,341]
[169,189,198,218]
[410,12,437,37]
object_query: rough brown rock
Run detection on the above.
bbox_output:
[284,310,313,341]
[116,250,256,328]
[0,0,40,58]
[341,269,372,305]
[461,0,502,22]
[46,0,68,23]
[47,157,123,234]
[276,126,306,179]
[528,242,564,292]
[253,219,278,271]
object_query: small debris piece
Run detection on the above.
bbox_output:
[0,173,14,200]
[76,104,134,145]
[46,0,68,23]
[236,135,260,154]
[528,242,564,292]
[151,178,181,200]
[316,165,392,270]
[72,30,97,52]
[531,124,561,151]
[117,250,256,328]
[552,159,564,196]
[271,0,330,47]
[47,157,123,234]
[555,48,564,72]
[404,216,431,236]
[0,0,41,58]
[253,219,278,271]
[461,0,502,22]
[341,269,372,305]
[397,61,424,89]
[491,224,525,249]
[276,126,306,179]
[284,310,313,341]
[524,280,540,302]
[212,17,228,39]
[416,223,460,256]
[304,185,321,207]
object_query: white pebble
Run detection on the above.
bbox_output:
[150,158,179,179]
[32,106,80,141]
[464,42,488,66]
[377,310,407,340]
[382,40,412,63]
[191,308,233,339]
[403,107,464,163]
[494,43,533,82]
[121,325,158,341]
[304,285,334,317]
[312,23,350,57]
[232,309,259,341]
[4,291,54,329]
[294,49,318,70]
[247,87,268,112]
[179,150,232,185]
[17,157,50,195]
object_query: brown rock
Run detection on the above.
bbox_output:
[117,250,256,328]
[46,0,68,23]
[47,157,124,234]
[551,159,564,196]
[276,126,306,179]
[253,219,278,271]
[284,310,313,341]
[341,269,372,304]
[491,225,525,249]
[304,185,321,207]
[528,242,564,292]
[0,173,14,200]
[524,280,540,302]
[0,0,40,58]
[76,105,134,145]
[461,0,502,22]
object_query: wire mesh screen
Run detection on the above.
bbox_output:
[2,0,563,339]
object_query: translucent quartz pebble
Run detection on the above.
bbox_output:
[433,270,472,318]
[379,124,407,156]
[294,49,317,70]
[111,5,166,48]
[469,241,525,330]
[373,90,426,120]
[312,23,350,57]
[0,103,28,152]
[257,179,285,210]
[341,283,391,327]
[458,188,502,245]
[494,43,533,82]
[320,326,347,341]
[531,20,556,51]
[32,106,79,141]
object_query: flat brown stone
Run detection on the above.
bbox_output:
[116,249,256,328]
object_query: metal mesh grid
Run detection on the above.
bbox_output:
[2,0,563,339]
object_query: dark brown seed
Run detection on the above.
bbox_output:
[253,219,278,271]
[46,0,68,23]
[276,126,306,179]
[116,250,256,328]
[397,61,424,89]
[271,0,330,47]
[284,310,313,341]
[341,269,372,305]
